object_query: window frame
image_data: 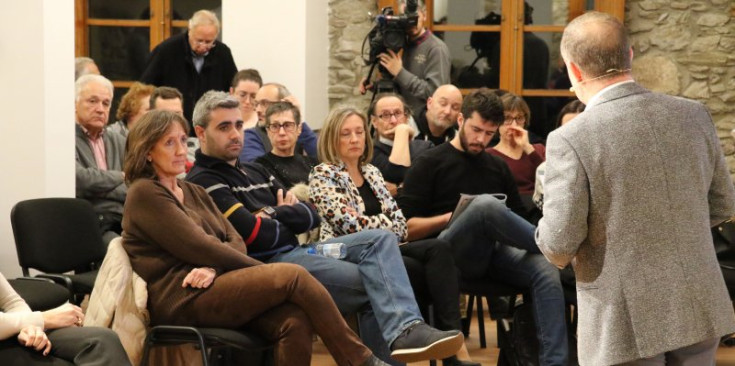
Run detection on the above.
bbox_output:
[425,0,625,97]
[74,0,192,89]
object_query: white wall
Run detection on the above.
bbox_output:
[0,0,75,276]
[223,0,329,129]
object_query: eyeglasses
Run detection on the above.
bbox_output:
[266,122,298,133]
[375,110,406,122]
[503,115,526,125]
[254,100,278,109]
[193,39,216,49]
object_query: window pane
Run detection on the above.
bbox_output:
[522,32,565,90]
[108,87,129,125]
[520,31,571,138]
[525,0,596,26]
[88,0,150,20]
[171,0,222,21]
[444,31,501,89]
[89,26,150,81]
[434,0,501,26]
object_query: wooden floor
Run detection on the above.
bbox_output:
[311,298,735,365]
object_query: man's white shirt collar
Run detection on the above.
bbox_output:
[586,80,635,108]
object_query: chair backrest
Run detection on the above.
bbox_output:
[11,198,108,274]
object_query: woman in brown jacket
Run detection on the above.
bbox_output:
[121,109,387,366]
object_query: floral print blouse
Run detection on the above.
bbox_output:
[308,162,408,242]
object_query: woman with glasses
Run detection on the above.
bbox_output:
[121,109,391,366]
[487,93,545,223]
[309,106,477,366]
[255,102,318,190]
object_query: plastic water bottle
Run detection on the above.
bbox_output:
[308,243,346,259]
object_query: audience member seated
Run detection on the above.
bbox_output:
[74,57,99,80]
[533,99,585,211]
[107,82,154,138]
[185,91,463,365]
[411,84,463,145]
[230,68,263,130]
[370,93,435,197]
[254,102,318,190]
[149,86,195,170]
[75,74,127,244]
[240,83,317,162]
[398,88,569,366]
[121,109,392,366]
[309,106,478,366]
[0,272,130,365]
[149,86,184,116]
[487,93,545,224]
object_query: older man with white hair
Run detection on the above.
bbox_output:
[75,74,127,244]
[141,9,237,132]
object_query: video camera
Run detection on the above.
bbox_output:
[362,0,420,95]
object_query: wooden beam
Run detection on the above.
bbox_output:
[85,19,150,27]
[377,0,399,13]
[432,24,501,32]
[595,0,626,22]
[151,0,165,49]
[74,0,87,56]
[569,0,586,22]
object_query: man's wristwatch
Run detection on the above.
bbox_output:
[261,206,276,218]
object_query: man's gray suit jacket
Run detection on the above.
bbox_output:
[537,82,735,365]
[75,124,127,219]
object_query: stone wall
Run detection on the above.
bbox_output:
[626,0,735,177]
[328,0,735,177]
[328,0,377,113]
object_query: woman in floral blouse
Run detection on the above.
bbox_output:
[309,106,478,366]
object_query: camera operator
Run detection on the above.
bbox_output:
[361,0,450,115]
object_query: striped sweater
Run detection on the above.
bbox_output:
[186,150,320,260]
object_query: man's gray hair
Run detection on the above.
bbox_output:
[189,10,220,32]
[75,57,96,80]
[75,74,113,102]
[192,90,239,128]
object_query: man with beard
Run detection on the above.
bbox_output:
[398,88,569,366]
[412,84,462,145]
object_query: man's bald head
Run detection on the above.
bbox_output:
[560,11,631,79]
[426,84,463,130]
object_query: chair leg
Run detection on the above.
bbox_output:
[197,337,209,366]
[463,295,475,337]
[476,296,486,349]
[140,338,151,366]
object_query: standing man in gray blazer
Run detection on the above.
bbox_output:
[75,74,127,244]
[537,11,735,366]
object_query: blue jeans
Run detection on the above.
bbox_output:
[438,194,569,366]
[270,229,422,365]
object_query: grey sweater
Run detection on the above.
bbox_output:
[395,30,451,115]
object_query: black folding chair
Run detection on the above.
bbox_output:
[140,326,274,366]
[11,198,108,304]
[8,277,70,311]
